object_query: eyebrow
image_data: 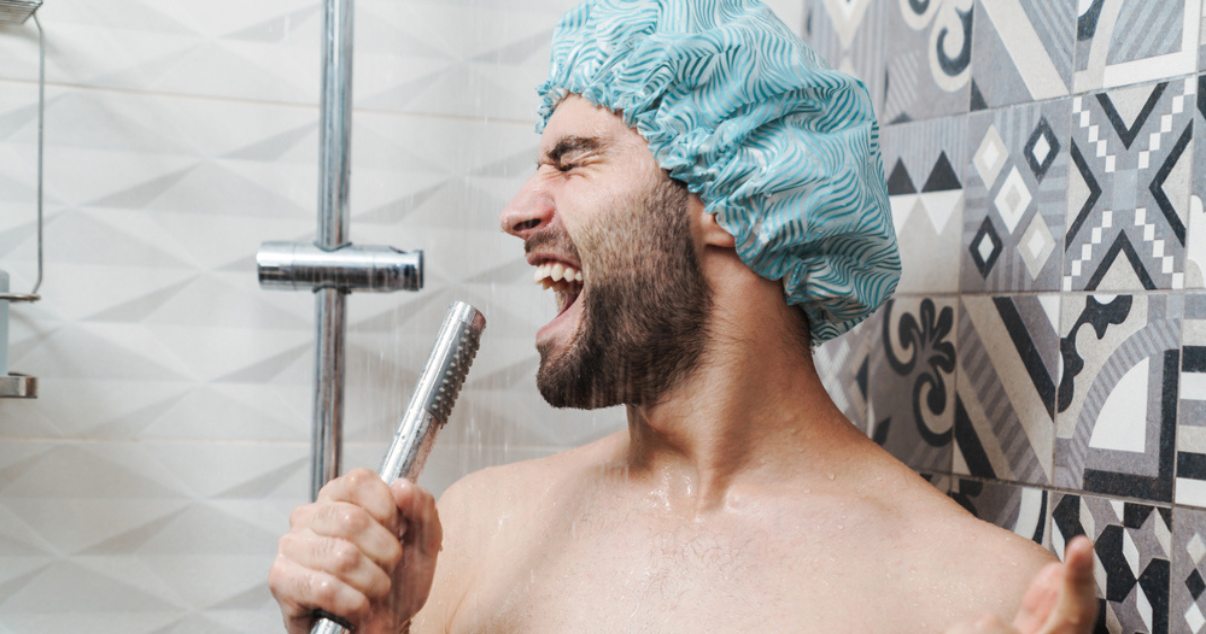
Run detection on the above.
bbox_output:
[540,135,605,166]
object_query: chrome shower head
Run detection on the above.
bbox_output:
[0,1,41,25]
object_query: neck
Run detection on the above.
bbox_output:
[620,249,870,512]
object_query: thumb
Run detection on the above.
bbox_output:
[1041,536,1098,634]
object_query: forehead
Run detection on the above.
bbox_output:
[539,95,642,155]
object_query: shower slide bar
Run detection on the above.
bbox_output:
[256,0,424,500]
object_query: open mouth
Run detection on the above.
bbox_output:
[532,260,584,317]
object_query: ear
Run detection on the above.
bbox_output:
[690,194,736,248]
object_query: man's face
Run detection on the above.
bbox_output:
[499,96,712,409]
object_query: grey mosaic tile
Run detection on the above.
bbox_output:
[1172,507,1206,634]
[804,0,887,116]
[954,295,1059,486]
[1178,293,1206,508]
[1073,0,1201,93]
[1064,78,1195,292]
[867,296,957,473]
[969,0,1076,110]
[881,115,968,293]
[1189,75,1206,290]
[881,0,974,123]
[1051,492,1172,634]
[963,99,1070,293]
[949,478,1050,548]
[1055,293,1182,502]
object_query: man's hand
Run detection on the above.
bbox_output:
[268,469,443,634]
[946,536,1097,634]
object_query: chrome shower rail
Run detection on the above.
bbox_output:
[257,0,424,500]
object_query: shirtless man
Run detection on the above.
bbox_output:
[269,1,1099,632]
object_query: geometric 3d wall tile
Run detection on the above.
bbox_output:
[868,297,957,473]
[1179,294,1206,508]
[1056,293,1182,502]
[1073,0,1202,93]
[964,100,1069,292]
[882,116,968,293]
[882,0,974,122]
[969,0,1076,110]
[955,294,1059,485]
[1064,78,1195,292]
[1052,492,1172,634]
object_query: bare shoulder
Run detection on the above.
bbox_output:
[881,476,1057,619]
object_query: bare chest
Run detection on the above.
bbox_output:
[448,515,958,634]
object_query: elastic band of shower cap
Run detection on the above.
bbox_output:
[536,0,901,345]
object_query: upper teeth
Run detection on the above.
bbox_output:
[533,262,583,285]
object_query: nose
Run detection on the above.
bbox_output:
[499,173,555,239]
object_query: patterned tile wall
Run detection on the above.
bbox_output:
[2,0,1204,631]
[810,1,1206,632]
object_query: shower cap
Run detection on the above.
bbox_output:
[536,0,900,344]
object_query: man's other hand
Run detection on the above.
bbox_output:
[946,536,1097,634]
[269,469,443,634]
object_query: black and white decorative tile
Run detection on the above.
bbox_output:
[881,0,974,123]
[1178,294,1206,508]
[815,311,876,433]
[1051,493,1172,634]
[1064,78,1195,293]
[881,116,967,293]
[954,295,1059,485]
[1055,293,1182,502]
[1189,76,1206,290]
[963,100,1069,293]
[867,296,957,473]
[949,478,1050,547]
[805,0,887,115]
[1172,507,1206,634]
[1073,0,1202,93]
[968,0,1076,110]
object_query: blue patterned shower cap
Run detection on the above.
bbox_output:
[536,0,900,344]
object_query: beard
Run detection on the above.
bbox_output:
[532,173,713,409]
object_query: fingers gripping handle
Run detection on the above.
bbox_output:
[311,301,486,634]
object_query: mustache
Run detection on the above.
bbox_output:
[524,225,582,262]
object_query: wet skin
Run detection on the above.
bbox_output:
[270,96,1098,634]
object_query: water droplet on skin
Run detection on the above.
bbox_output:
[827,473,836,481]
[837,524,844,530]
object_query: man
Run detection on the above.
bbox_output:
[269,1,1099,632]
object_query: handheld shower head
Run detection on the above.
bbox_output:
[310,301,486,634]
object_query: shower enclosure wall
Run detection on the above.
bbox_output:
[0,1,621,631]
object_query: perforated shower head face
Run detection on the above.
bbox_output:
[0,0,41,25]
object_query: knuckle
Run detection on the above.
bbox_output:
[289,504,312,528]
[341,507,371,533]
[277,532,297,556]
[346,468,374,486]
[312,576,341,606]
[330,542,362,573]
